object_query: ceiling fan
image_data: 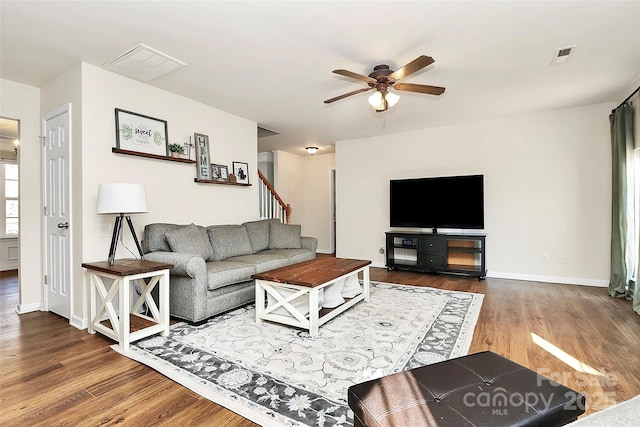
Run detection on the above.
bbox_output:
[324,55,445,112]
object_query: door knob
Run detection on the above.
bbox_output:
[57,222,69,229]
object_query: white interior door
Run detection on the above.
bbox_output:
[43,105,71,319]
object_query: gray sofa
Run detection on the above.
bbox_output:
[142,219,318,323]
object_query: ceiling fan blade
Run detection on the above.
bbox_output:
[394,83,445,95]
[324,87,373,104]
[389,55,435,81]
[332,69,377,84]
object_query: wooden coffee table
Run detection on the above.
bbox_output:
[252,257,371,336]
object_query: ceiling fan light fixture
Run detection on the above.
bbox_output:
[306,146,319,155]
[385,91,400,107]
[368,91,383,107]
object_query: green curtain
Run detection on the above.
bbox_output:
[609,103,638,314]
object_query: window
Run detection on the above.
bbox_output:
[1,162,18,237]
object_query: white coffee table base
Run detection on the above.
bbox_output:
[255,265,369,336]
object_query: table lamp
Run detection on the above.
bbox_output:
[97,183,148,265]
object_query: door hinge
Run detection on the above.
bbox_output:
[39,135,46,145]
[44,206,47,216]
[44,275,48,285]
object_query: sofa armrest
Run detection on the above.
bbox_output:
[143,251,206,279]
[300,236,318,254]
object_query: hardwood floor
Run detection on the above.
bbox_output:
[1,265,639,426]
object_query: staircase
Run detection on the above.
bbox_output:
[258,169,291,224]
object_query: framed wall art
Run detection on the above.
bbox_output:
[194,133,211,180]
[211,163,229,181]
[115,108,168,156]
[232,161,249,184]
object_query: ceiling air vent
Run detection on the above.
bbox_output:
[103,44,187,82]
[551,46,575,65]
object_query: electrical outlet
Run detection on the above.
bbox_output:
[98,222,112,237]
[541,253,550,263]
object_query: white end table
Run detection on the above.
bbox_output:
[82,259,173,352]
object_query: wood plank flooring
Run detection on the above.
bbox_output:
[1,264,639,426]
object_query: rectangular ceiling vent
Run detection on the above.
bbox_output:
[551,46,575,65]
[103,44,187,82]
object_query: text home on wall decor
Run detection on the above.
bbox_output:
[194,133,212,180]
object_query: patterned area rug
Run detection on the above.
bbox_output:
[115,281,483,426]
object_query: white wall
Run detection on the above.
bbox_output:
[0,79,41,311]
[302,153,335,253]
[0,239,19,271]
[37,63,259,327]
[336,103,614,286]
[274,150,305,224]
[274,150,336,253]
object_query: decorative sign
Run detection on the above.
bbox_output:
[195,133,212,180]
[115,108,168,156]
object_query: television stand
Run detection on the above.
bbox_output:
[385,231,486,280]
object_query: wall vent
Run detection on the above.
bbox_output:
[103,44,187,82]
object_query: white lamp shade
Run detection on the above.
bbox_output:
[97,183,148,214]
[368,91,383,107]
[385,91,400,107]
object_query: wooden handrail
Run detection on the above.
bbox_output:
[258,169,291,223]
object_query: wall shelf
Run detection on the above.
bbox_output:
[194,178,252,187]
[112,147,196,164]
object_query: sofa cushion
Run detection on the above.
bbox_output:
[226,253,291,273]
[206,261,256,291]
[165,224,214,261]
[261,248,316,264]
[208,225,254,261]
[269,223,302,249]
[142,223,185,253]
[243,219,279,253]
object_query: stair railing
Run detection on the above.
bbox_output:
[258,169,291,224]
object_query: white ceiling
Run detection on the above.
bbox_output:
[1,1,639,156]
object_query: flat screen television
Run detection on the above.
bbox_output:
[390,174,484,231]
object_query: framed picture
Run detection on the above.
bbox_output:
[232,161,249,184]
[115,108,168,156]
[211,163,229,181]
[194,133,211,180]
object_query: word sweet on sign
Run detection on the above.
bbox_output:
[115,108,168,157]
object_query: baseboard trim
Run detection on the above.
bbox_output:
[15,302,43,314]
[487,271,609,287]
[70,315,87,330]
[368,262,608,287]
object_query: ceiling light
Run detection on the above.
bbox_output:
[385,91,400,107]
[306,146,319,155]
[368,91,383,107]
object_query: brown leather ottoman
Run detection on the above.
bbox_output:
[348,351,585,427]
